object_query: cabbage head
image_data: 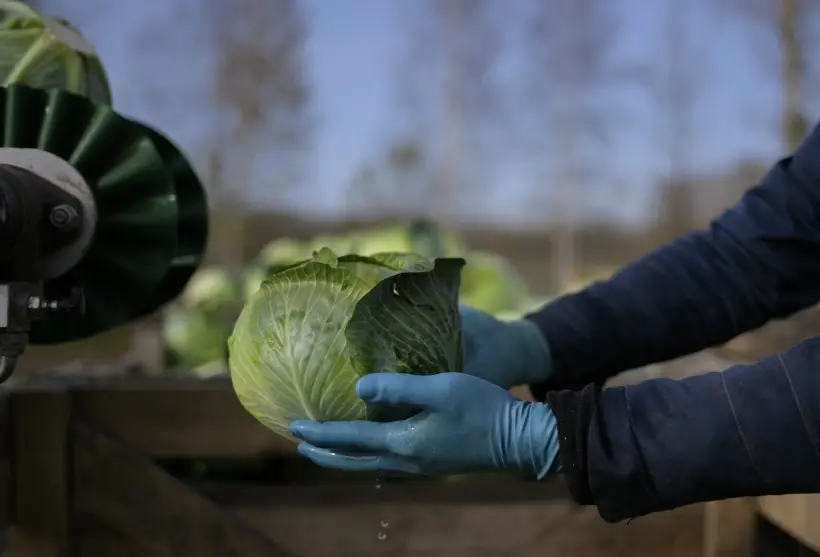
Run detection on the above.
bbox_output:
[228,248,465,440]
[163,307,232,371]
[459,251,529,315]
[0,1,111,103]
[180,267,240,312]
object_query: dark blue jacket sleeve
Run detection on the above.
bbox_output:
[527,123,820,392]
[546,336,820,522]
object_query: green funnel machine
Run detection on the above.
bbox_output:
[0,2,204,382]
[0,83,209,381]
[0,3,210,382]
[0,85,209,382]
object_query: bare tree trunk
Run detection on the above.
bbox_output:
[656,0,700,237]
[778,0,807,150]
[204,148,246,267]
[393,0,501,222]
[664,1,694,185]
[525,0,629,292]
[726,0,810,150]
[553,121,578,291]
[435,0,464,222]
[552,0,579,291]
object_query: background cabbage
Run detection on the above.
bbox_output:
[162,266,243,373]
[228,248,465,440]
[163,222,537,377]
[163,309,233,372]
[179,267,239,311]
[459,251,530,314]
[0,0,111,103]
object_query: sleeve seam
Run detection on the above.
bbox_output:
[778,353,820,467]
[719,370,766,487]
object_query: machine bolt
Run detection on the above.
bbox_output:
[49,204,78,229]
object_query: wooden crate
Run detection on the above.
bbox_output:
[0,375,709,557]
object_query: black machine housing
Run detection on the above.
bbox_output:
[0,163,88,382]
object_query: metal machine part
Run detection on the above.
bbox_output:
[0,148,98,279]
[0,159,93,381]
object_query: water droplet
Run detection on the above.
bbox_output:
[375,478,388,541]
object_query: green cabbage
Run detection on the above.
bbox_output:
[256,223,468,273]
[163,266,242,373]
[315,224,468,259]
[257,238,312,267]
[228,248,465,440]
[459,251,530,315]
[0,1,111,103]
[179,267,240,311]
[163,307,232,371]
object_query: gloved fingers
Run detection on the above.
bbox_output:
[296,443,420,474]
[356,372,451,409]
[290,419,395,453]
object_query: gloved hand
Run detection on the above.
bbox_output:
[290,372,559,478]
[460,305,553,389]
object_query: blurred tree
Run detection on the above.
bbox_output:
[346,138,428,215]
[706,160,767,219]
[391,0,504,220]
[205,0,312,199]
[653,0,710,239]
[725,0,819,150]
[388,138,426,206]
[656,161,768,237]
[523,0,632,291]
[199,0,312,265]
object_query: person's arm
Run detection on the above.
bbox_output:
[545,335,820,523]
[526,124,820,394]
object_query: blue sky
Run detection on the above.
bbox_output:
[58,0,800,227]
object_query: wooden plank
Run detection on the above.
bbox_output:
[758,494,820,554]
[196,478,570,506]
[69,378,569,460]
[214,488,703,557]
[7,387,73,557]
[72,422,294,557]
[68,376,293,458]
[65,378,560,459]
[703,498,756,557]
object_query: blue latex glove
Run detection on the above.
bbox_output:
[460,305,553,389]
[290,372,560,478]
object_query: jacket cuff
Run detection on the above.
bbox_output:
[545,384,600,506]
[523,307,609,399]
[530,377,606,403]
